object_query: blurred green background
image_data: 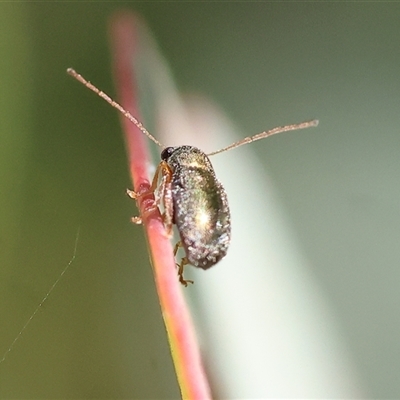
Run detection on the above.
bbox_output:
[1,2,400,398]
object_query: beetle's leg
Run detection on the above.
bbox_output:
[127,162,166,224]
[173,241,182,256]
[161,180,173,237]
[127,161,164,200]
[173,242,193,286]
[126,188,140,200]
[130,216,143,225]
[158,162,174,237]
[177,256,193,287]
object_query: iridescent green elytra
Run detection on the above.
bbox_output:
[67,68,318,285]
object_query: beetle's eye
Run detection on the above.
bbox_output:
[161,147,175,160]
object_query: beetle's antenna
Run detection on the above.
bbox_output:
[67,68,163,148]
[207,119,319,156]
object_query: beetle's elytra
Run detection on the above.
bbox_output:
[67,68,318,286]
[162,146,230,269]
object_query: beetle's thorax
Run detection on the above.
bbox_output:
[161,146,213,171]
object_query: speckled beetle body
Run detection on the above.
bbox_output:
[161,146,230,270]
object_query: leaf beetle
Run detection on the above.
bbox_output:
[67,68,318,285]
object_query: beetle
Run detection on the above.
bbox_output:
[67,68,318,285]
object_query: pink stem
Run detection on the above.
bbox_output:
[109,13,211,400]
